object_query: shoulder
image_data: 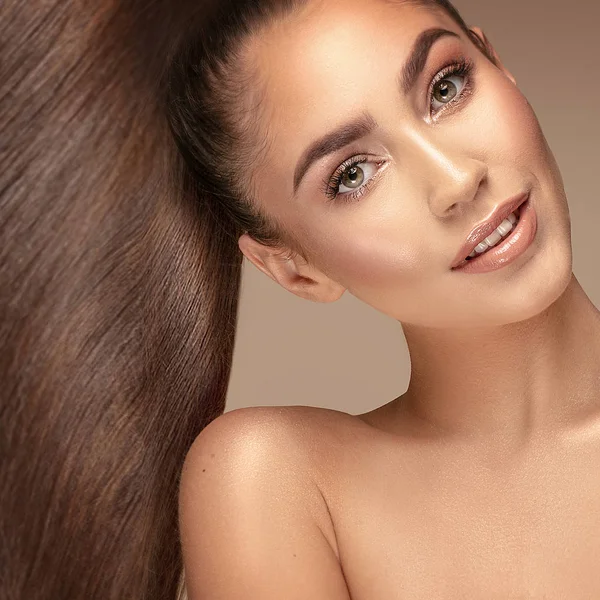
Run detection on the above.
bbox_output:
[181,404,358,480]
[178,405,352,597]
[182,405,329,473]
[179,403,366,539]
[181,406,301,486]
[179,404,346,538]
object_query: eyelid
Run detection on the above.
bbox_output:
[323,55,475,202]
[427,56,475,119]
[323,156,389,203]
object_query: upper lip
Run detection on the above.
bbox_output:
[451,191,530,269]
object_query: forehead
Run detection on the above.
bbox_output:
[245,0,462,201]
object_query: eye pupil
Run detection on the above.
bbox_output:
[342,166,364,188]
[434,79,458,103]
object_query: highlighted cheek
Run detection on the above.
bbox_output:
[327,237,425,289]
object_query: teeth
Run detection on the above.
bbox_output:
[466,211,519,259]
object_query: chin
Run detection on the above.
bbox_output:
[469,248,573,329]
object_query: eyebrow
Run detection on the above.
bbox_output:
[292,27,460,196]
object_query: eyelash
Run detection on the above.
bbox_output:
[321,57,476,203]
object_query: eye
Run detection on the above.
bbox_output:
[429,57,475,117]
[320,58,476,204]
[321,155,387,204]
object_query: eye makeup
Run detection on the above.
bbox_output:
[320,55,477,204]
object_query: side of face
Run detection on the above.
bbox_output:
[238,0,573,328]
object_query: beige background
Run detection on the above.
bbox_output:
[225,0,600,414]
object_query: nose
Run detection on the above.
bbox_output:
[407,129,488,218]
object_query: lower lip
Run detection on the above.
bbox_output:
[451,198,537,274]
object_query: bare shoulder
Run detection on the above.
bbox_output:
[179,405,353,599]
[183,404,348,463]
[183,404,360,477]
[180,405,355,529]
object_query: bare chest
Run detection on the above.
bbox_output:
[317,423,600,599]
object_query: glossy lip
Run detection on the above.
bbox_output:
[451,197,536,273]
[450,191,530,269]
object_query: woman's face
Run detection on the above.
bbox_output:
[240,0,573,328]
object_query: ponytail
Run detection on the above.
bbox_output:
[0,1,238,597]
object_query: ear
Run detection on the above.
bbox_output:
[469,26,517,87]
[238,233,346,303]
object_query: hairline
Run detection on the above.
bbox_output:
[230,0,475,258]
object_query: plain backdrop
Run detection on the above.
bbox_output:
[225,0,600,414]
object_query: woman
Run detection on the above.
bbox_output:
[166,0,600,598]
[2,1,597,599]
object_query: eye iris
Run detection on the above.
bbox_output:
[433,79,458,103]
[341,166,364,189]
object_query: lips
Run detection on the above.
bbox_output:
[451,191,530,269]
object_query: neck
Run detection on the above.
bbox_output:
[397,273,600,446]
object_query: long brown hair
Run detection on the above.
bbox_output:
[1,1,492,598]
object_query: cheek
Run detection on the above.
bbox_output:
[473,72,548,168]
[309,221,431,292]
